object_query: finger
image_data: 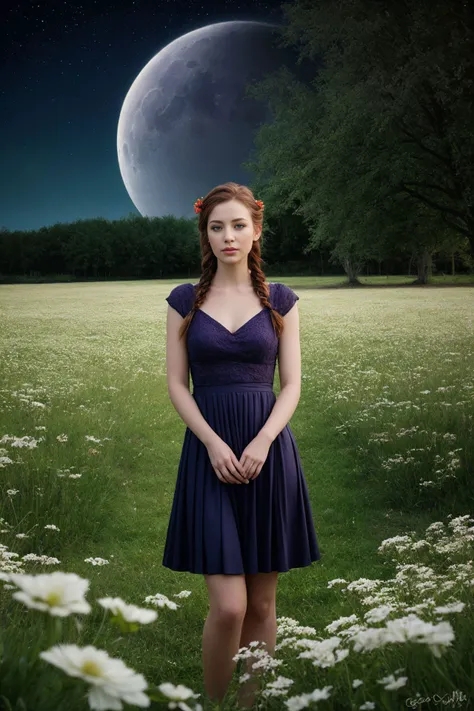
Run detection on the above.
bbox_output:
[234,467,248,483]
[223,466,242,484]
[237,462,249,484]
[231,456,247,482]
[247,462,259,478]
[239,458,251,482]
[251,462,263,480]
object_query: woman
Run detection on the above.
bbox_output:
[163,181,321,707]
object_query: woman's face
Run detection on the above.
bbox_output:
[206,199,261,264]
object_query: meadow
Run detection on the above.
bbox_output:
[0,276,473,711]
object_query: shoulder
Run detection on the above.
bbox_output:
[270,282,299,316]
[165,282,195,318]
[167,282,194,303]
[170,282,194,297]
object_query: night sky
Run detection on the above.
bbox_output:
[1,0,285,232]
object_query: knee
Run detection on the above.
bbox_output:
[246,598,275,621]
[211,601,247,625]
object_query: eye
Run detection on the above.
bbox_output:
[211,224,246,231]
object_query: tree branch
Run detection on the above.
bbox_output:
[401,181,459,201]
[396,122,451,168]
[396,182,467,222]
[440,211,470,238]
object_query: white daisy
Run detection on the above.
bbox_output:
[97,597,157,624]
[158,681,202,706]
[40,643,150,710]
[8,571,91,616]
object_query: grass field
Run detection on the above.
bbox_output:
[1,276,473,711]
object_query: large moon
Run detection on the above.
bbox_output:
[116,21,303,219]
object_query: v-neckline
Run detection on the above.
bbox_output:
[193,282,273,337]
[197,307,266,336]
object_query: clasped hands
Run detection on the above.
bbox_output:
[239,431,273,481]
[206,430,273,485]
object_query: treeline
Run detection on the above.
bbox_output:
[0,209,470,284]
[0,211,333,282]
[1,0,473,284]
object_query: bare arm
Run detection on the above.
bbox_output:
[168,383,219,447]
[166,305,219,447]
[259,302,301,443]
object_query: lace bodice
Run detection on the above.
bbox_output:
[165,281,299,388]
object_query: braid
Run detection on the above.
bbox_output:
[248,252,280,337]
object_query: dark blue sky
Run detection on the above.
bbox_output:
[1,0,284,232]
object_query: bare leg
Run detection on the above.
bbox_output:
[237,611,277,707]
[202,573,247,703]
[236,572,279,708]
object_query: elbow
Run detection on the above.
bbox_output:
[281,382,301,398]
[167,381,190,401]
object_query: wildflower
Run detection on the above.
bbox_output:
[97,597,157,628]
[158,682,202,706]
[40,643,150,710]
[144,592,179,610]
[8,571,91,616]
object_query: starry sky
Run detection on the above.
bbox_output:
[1,0,285,232]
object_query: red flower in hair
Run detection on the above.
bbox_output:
[194,197,204,214]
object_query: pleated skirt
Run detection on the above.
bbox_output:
[162,382,321,575]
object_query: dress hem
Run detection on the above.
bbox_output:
[161,556,322,575]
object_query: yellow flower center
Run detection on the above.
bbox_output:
[81,660,103,677]
[45,592,62,606]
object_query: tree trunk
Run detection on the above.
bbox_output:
[341,256,363,285]
[413,248,432,284]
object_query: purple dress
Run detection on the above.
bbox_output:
[162,281,322,574]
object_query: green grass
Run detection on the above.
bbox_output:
[0,276,473,710]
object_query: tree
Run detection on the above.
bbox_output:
[243,0,474,282]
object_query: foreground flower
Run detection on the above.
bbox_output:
[40,644,150,710]
[8,571,91,616]
[284,685,333,710]
[144,592,179,610]
[97,596,158,628]
[158,682,202,708]
[351,613,454,658]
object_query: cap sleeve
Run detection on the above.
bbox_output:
[165,283,193,318]
[276,282,299,316]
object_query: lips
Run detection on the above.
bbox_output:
[223,249,237,252]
